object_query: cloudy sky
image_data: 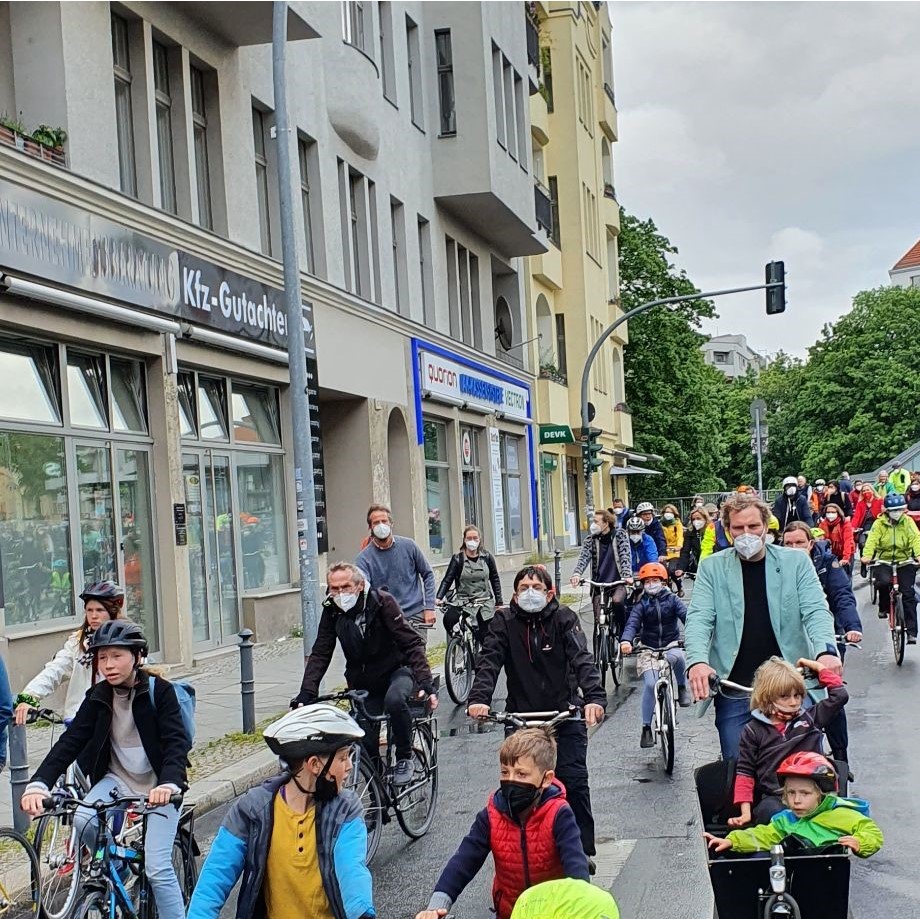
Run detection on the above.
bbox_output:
[610,1,920,358]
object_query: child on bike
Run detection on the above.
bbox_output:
[15,581,124,724]
[619,563,690,749]
[729,656,848,827]
[188,705,375,919]
[706,752,883,857]
[414,728,588,919]
[20,620,191,919]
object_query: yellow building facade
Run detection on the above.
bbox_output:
[527,1,633,550]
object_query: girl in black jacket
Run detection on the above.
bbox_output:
[436,525,503,639]
[21,620,191,919]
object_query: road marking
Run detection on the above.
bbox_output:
[592,838,636,890]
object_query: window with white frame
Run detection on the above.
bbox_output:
[380,2,397,103]
[406,15,423,129]
[391,197,408,315]
[152,40,177,214]
[342,1,367,52]
[501,432,524,552]
[111,12,137,198]
[252,107,272,256]
[435,30,456,135]
[190,65,213,230]
[298,137,317,275]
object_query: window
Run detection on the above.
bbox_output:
[714,351,729,364]
[390,197,408,315]
[111,359,147,434]
[435,30,455,135]
[406,15,423,129]
[548,176,560,246]
[460,426,483,527]
[298,137,316,274]
[423,418,452,559]
[252,108,272,255]
[514,73,526,168]
[197,376,229,441]
[342,1,367,51]
[583,184,599,259]
[446,238,479,347]
[0,341,61,424]
[152,41,177,214]
[232,383,281,445]
[555,314,567,378]
[500,433,524,552]
[418,216,434,325]
[380,2,397,103]
[912,275,920,289]
[576,55,593,134]
[191,66,213,230]
[350,170,366,296]
[503,59,515,159]
[606,232,618,300]
[492,46,505,147]
[67,353,108,429]
[237,452,289,588]
[111,13,137,197]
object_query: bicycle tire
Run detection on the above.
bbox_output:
[658,685,675,775]
[893,593,906,666]
[444,636,474,705]
[172,822,199,905]
[0,827,43,919]
[351,758,384,864]
[71,892,108,919]
[870,572,877,605]
[594,626,610,689]
[763,892,802,919]
[609,631,624,688]
[395,722,438,840]
[33,812,82,919]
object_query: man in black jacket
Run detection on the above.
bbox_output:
[295,562,437,784]
[773,475,814,529]
[467,566,606,859]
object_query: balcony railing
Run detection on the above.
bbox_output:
[534,182,552,235]
[603,182,617,200]
[497,349,525,371]
[526,16,540,69]
[604,83,616,106]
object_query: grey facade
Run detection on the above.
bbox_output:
[0,0,545,680]
[702,333,766,380]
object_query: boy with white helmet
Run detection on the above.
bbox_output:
[188,704,375,919]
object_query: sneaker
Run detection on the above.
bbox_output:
[392,758,414,785]
[586,857,597,876]
[908,635,917,645]
[640,725,654,748]
[677,685,692,708]
[878,608,889,620]
[677,589,685,599]
[860,563,867,578]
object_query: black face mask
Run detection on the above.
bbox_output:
[500,779,544,817]
[291,754,340,803]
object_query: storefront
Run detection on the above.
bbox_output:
[411,339,537,567]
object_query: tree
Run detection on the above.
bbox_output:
[619,212,727,500]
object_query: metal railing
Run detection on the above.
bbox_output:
[603,182,617,200]
[534,182,553,235]
[604,82,616,106]
[526,16,540,68]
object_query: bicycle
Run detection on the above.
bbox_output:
[441,594,492,705]
[0,825,42,919]
[315,688,438,865]
[626,641,683,775]
[866,560,918,667]
[39,791,197,919]
[478,707,578,732]
[578,579,626,689]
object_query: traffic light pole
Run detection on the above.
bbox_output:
[580,279,784,521]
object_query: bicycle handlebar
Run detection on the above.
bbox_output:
[25,708,65,725]
[579,579,628,588]
[43,791,184,813]
[474,708,580,729]
[627,640,685,654]
[708,673,753,696]
[314,687,434,721]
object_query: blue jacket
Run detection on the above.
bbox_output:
[772,494,814,529]
[810,541,862,635]
[621,591,687,648]
[643,518,667,556]
[187,775,374,919]
[629,535,658,572]
[0,656,11,767]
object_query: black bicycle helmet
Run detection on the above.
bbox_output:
[79,581,125,607]
[88,619,148,656]
[884,493,907,511]
[626,516,646,532]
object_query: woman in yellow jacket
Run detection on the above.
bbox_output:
[660,504,685,596]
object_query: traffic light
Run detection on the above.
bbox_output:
[765,260,786,315]
[581,426,604,471]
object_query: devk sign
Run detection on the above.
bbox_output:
[420,350,529,420]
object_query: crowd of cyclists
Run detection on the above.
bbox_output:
[1,461,911,919]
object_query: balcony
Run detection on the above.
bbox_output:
[169,2,317,45]
[602,189,620,233]
[536,375,571,428]
[607,301,629,345]
[526,11,540,93]
[0,122,67,168]
[532,239,563,290]
[613,404,634,448]
[534,182,553,236]
[599,82,618,141]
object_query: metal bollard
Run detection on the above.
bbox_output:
[554,549,562,592]
[238,629,256,734]
[8,724,30,833]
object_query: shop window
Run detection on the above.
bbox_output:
[237,452,289,589]
[67,353,108,430]
[0,432,74,627]
[76,444,117,584]
[0,341,61,424]
[111,359,147,434]
[197,376,229,441]
[501,432,524,551]
[423,418,452,558]
[460,425,483,529]
[232,383,281,445]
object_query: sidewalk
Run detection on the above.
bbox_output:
[0,552,585,824]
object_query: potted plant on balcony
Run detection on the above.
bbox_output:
[0,112,27,149]
[30,124,67,163]
[539,362,567,385]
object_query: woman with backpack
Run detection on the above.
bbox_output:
[436,525,504,639]
[20,620,192,919]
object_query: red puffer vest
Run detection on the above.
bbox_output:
[488,780,568,919]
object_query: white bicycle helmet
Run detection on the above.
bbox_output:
[782,476,797,487]
[263,703,364,760]
[635,502,655,515]
[625,515,646,532]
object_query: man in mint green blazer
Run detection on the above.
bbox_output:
[685,494,841,759]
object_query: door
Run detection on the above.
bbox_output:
[184,451,240,650]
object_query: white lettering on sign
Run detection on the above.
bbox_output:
[419,350,529,420]
[489,427,506,553]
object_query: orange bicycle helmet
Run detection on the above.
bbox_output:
[637,562,668,581]
[776,751,838,794]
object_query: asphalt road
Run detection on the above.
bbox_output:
[192,579,920,918]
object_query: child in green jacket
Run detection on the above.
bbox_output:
[705,752,883,858]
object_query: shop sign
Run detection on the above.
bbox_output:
[538,423,574,445]
[541,454,558,472]
[461,430,472,465]
[488,427,506,553]
[419,350,529,420]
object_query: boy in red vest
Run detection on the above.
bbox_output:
[414,729,588,919]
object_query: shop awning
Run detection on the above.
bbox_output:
[609,464,662,476]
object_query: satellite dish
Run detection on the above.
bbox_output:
[496,317,512,351]
[495,298,514,351]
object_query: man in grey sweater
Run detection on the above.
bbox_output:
[357,504,437,642]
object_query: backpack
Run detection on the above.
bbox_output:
[149,675,197,745]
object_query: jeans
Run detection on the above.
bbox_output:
[875,563,918,635]
[358,667,416,762]
[553,719,595,856]
[713,694,753,761]
[641,651,687,725]
[73,776,182,919]
[666,558,683,592]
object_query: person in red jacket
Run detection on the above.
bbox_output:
[851,484,882,575]
[819,506,856,574]
[414,729,588,919]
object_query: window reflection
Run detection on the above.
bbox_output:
[237,452,289,589]
[0,342,60,424]
[231,384,280,445]
[68,353,108,429]
[198,377,229,441]
[111,359,147,433]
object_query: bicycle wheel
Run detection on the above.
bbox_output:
[33,812,82,919]
[893,593,906,667]
[593,626,609,689]
[395,722,438,839]
[657,685,675,775]
[350,758,384,864]
[444,636,474,705]
[870,572,878,605]
[70,892,107,919]
[0,827,42,919]
[172,816,199,905]
[609,631,624,688]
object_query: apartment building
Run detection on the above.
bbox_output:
[525,1,631,548]
[0,1,544,679]
[702,333,766,379]
[889,238,920,289]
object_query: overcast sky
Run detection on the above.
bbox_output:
[609,1,920,358]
